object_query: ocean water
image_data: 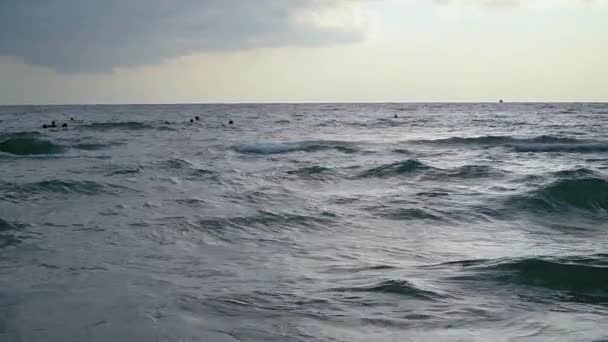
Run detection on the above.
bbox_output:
[1,103,607,341]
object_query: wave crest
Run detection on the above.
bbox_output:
[441,165,504,179]
[287,166,334,180]
[1,180,128,201]
[440,254,608,299]
[523,176,608,213]
[0,136,64,155]
[415,135,608,153]
[234,141,358,155]
[81,122,153,131]
[0,218,23,248]
[359,159,431,178]
[331,280,441,300]
[513,142,608,153]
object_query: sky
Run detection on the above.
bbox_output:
[0,0,606,104]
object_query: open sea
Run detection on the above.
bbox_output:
[1,103,607,341]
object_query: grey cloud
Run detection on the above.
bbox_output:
[0,0,366,72]
[434,0,598,7]
[434,0,520,6]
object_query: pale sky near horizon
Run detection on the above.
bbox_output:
[1,0,606,105]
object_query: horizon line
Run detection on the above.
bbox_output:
[1,100,607,107]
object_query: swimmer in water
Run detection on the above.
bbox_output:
[190,119,194,123]
[228,120,234,125]
[394,114,398,118]
[62,123,68,128]
[70,117,74,121]
[42,124,48,129]
[50,121,57,128]
[195,116,200,121]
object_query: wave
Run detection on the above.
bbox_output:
[359,159,431,178]
[234,140,358,155]
[0,136,64,155]
[0,131,42,138]
[72,143,115,151]
[440,165,504,179]
[0,233,21,248]
[316,119,339,128]
[163,158,195,170]
[81,121,153,131]
[0,180,128,201]
[368,206,443,221]
[414,135,608,153]
[517,176,608,213]
[414,135,514,145]
[356,161,502,181]
[438,254,608,300]
[552,167,599,179]
[512,142,608,153]
[175,198,208,207]
[161,158,215,179]
[0,132,119,155]
[372,118,404,128]
[0,218,14,232]
[201,211,330,229]
[331,280,441,300]
[158,124,178,131]
[416,135,578,145]
[287,166,333,178]
[106,165,143,176]
[0,218,27,248]
[195,210,332,240]
[325,264,399,273]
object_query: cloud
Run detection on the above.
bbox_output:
[434,0,519,6]
[0,0,369,72]
[433,0,602,7]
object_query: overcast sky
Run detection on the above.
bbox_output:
[1,0,606,104]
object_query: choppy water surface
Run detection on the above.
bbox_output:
[1,103,607,341]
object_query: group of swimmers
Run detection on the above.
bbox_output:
[43,115,235,129]
[40,114,404,130]
[42,117,74,129]
[184,116,233,125]
[165,116,233,125]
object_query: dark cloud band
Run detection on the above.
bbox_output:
[0,0,366,72]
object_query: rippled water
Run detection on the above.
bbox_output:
[1,103,607,341]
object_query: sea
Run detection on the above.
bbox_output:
[0,103,607,341]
